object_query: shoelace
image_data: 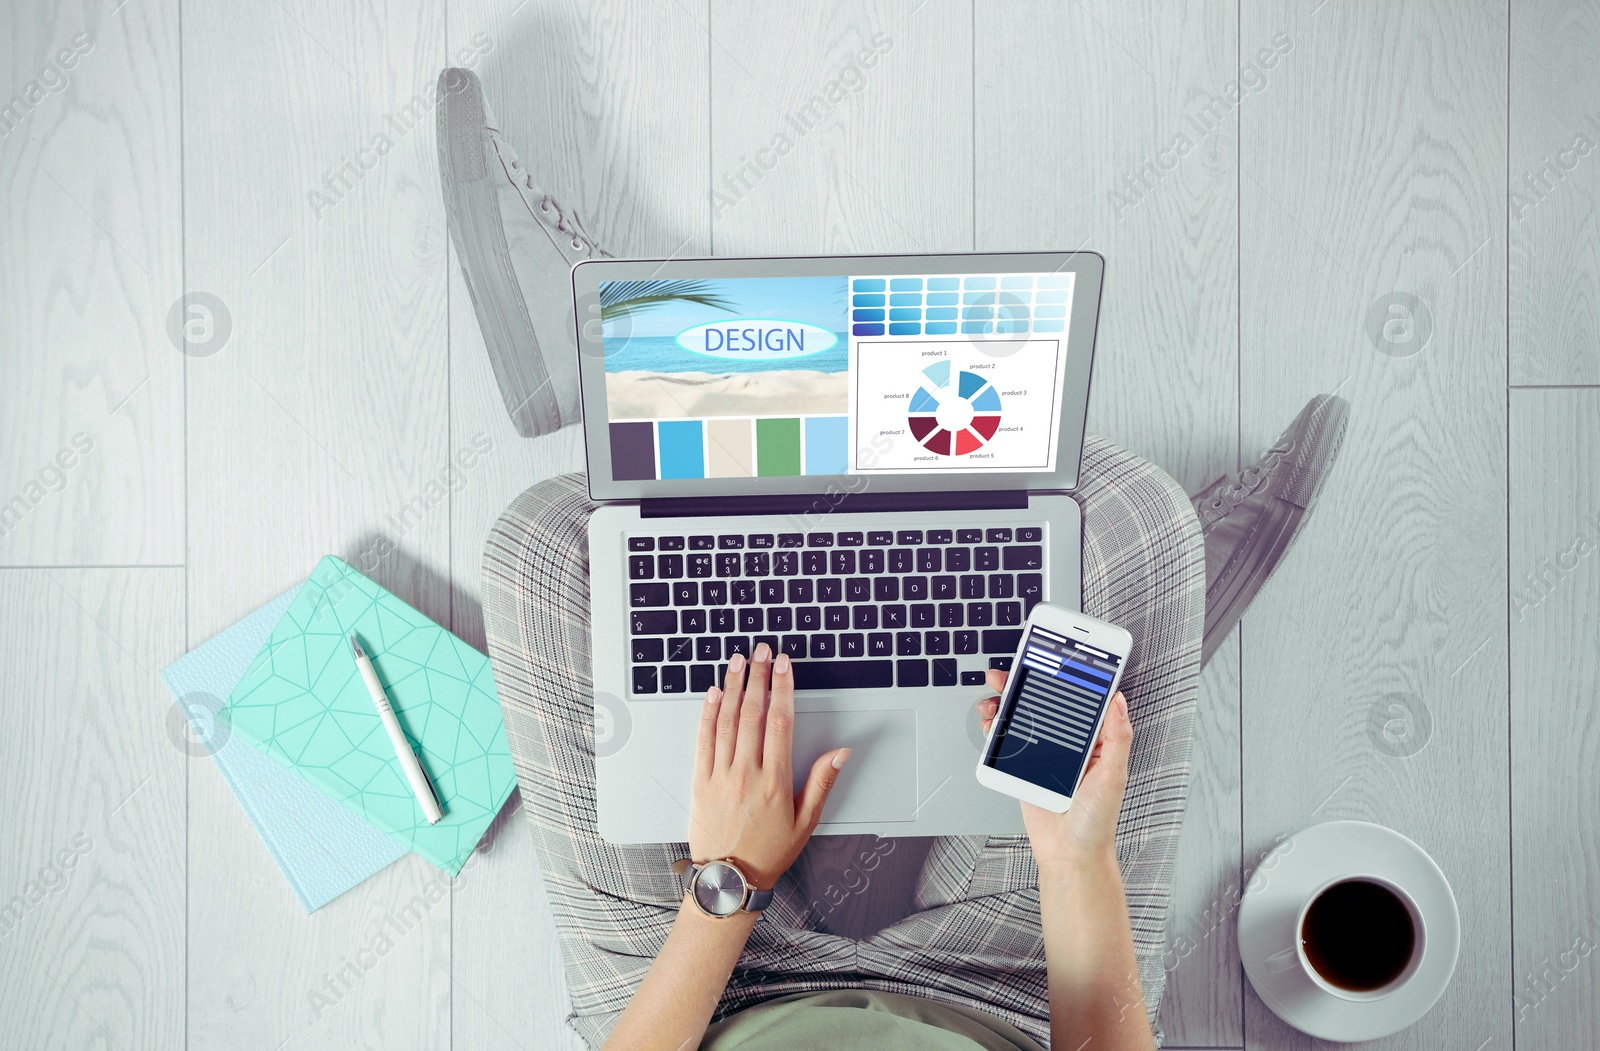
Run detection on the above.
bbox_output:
[505,155,601,254]
[1206,438,1294,513]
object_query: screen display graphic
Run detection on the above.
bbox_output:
[598,271,1075,482]
[984,624,1122,796]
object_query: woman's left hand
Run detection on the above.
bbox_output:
[690,644,850,890]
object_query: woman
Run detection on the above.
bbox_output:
[602,642,1156,1051]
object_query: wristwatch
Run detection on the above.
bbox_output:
[672,857,772,919]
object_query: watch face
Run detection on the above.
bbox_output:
[692,861,748,917]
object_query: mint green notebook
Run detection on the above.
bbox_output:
[225,556,515,877]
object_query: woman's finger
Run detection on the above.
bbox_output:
[736,643,772,766]
[695,686,722,782]
[763,652,795,785]
[716,653,748,767]
[985,667,1009,693]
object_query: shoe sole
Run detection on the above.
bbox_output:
[1201,395,1350,666]
[437,68,561,438]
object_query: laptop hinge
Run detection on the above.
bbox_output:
[638,489,1029,519]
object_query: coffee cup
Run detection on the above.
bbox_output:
[1265,874,1426,1001]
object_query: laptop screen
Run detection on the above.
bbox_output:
[574,253,1102,501]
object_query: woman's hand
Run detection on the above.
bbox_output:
[690,643,850,890]
[977,668,1133,876]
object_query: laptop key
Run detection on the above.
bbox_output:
[718,535,745,549]
[968,602,993,626]
[802,551,828,575]
[696,637,721,661]
[933,658,958,686]
[810,633,836,658]
[748,534,774,549]
[690,664,716,693]
[666,637,693,662]
[824,605,851,630]
[955,630,979,654]
[960,670,986,686]
[926,631,950,655]
[1023,594,1041,614]
[768,607,793,632]
[796,606,822,631]
[860,549,885,574]
[725,636,751,659]
[997,602,1022,626]
[731,581,757,605]
[630,583,670,607]
[839,531,863,547]
[690,535,715,550]
[681,609,707,633]
[957,528,983,543]
[673,582,698,606]
[932,575,957,600]
[960,574,985,599]
[759,580,784,604]
[986,528,1012,543]
[889,549,914,573]
[945,547,971,572]
[744,552,770,577]
[831,550,856,575]
[1018,573,1043,599]
[659,536,686,551]
[874,577,899,602]
[882,604,908,628]
[781,635,807,659]
[661,665,687,693]
[989,656,1014,672]
[710,608,734,632]
[974,547,999,571]
[917,548,942,573]
[632,638,664,662]
[1003,546,1044,571]
[982,628,1024,653]
[657,554,683,579]
[738,608,764,632]
[807,532,834,547]
[897,530,924,545]
[703,581,729,605]
[628,555,654,580]
[896,631,921,656]
[988,575,1013,599]
[867,531,893,545]
[896,659,929,687]
[1017,527,1043,542]
[628,537,655,551]
[717,553,741,577]
[904,576,929,601]
[774,551,799,576]
[754,635,780,655]
[631,610,676,634]
[853,605,878,630]
[632,667,658,694]
[778,532,805,548]
[688,553,713,578]
[938,602,964,627]
[927,529,953,545]
[868,632,893,656]
[840,632,864,657]
[845,577,871,602]
[911,603,935,628]
[792,660,893,690]
[818,578,843,602]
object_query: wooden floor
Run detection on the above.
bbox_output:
[2,1,1596,1048]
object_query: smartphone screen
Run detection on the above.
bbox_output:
[982,622,1124,796]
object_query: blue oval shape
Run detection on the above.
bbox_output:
[675,318,837,360]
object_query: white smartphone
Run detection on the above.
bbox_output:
[974,601,1133,812]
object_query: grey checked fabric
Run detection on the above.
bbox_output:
[480,435,1204,1049]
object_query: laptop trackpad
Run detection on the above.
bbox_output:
[793,709,918,824]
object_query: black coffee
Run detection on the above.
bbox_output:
[1300,879,1416,992]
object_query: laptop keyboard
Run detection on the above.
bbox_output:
[624,526,1046,696]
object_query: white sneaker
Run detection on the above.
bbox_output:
[437,67,609,437]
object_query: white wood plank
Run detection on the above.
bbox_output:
[1509,388,1600,1050]
[977,1,1241,1041]
[1239,2,1510,1048]
[709,0,972,256]
[443,3,711,1048]
[0,569,185,1049]
[1509,0,1600,384]
[182,1,453,1046]
[0,0,183,564]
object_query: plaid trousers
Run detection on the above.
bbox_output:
[480,436,1204,1049]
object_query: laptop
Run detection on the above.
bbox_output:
[573,251,1105,842]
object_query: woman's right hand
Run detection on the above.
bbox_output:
[976,669,1133,875]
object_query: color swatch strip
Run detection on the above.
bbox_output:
[610,417,846,481]
[850,273,1071,337]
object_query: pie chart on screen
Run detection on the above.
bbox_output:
[906,360,1003,456]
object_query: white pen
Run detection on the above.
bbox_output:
[350,633,444,825]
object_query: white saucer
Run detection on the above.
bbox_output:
[1237,820,1460,1043]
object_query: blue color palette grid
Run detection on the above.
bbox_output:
[850,273,1071,338]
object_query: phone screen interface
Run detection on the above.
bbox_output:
[983,623,1123,795]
